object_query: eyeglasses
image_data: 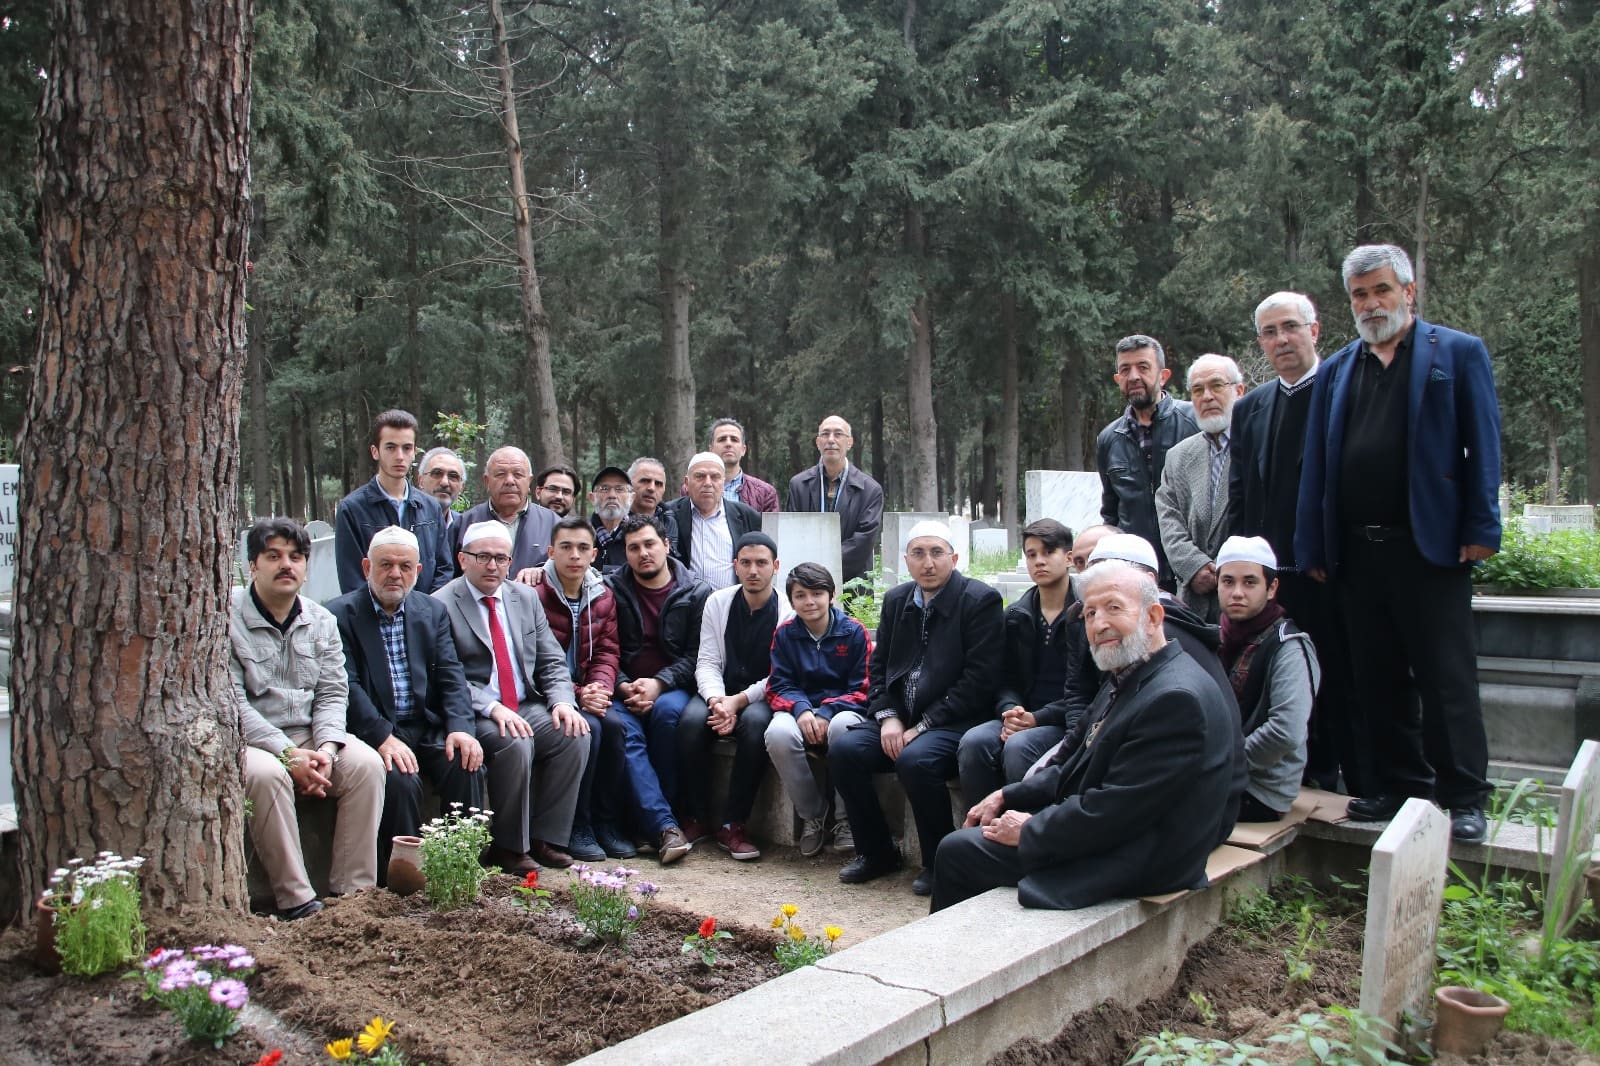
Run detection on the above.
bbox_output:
[1189,378,1237,397]
[461,551,513,567]
[593,484,630,496]
[906,548,951,562]
[424,468,463,481]
[818,429,849,439]
[1257,321,1307,340]
[541,486,576,497]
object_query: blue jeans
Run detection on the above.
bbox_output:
[598,688,692,836]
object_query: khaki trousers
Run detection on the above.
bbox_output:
[245,732,385,910]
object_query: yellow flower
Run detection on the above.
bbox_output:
[824,925,843,942]
[357,1017,395,1055]
[325,1038,354,1061]
[788,924,806,942]
[780,903,798,917]
[770,915,784,929]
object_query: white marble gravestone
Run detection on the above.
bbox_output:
[0,464,17,596]
[1524,504,1596,533]
[305,534,340,604]
[761,512,843,594]
[973,527,1009,555]
[879,512,944,582]
[1549,740,1600,932]
[1359,798,1451,1038]
[1024,470,1102,538]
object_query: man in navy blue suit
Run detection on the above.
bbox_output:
[1295,244,1501,843]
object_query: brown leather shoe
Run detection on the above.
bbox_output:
[530,839,574,869]
[483,847,539,876]
[658,826,692,865]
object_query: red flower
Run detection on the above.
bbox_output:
[698,917,717,939]
[253,1051,284,1066]
[522,870,539,889]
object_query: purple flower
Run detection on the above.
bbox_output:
[227,954,256,970]
[635,881,659,897]
[208,979,249,1010]
[626,905,638,921]
[144,948,184,970]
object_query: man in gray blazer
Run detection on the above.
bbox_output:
[786,415,885,584]
[435,521,590,869]
[1155,354,1246,623]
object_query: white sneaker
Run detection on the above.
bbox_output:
[799,816,827,857]
[830,819,855,855]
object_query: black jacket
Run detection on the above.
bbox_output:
[333,478,453,596]
[785,463,885,583]
[1002,640,1245,909]
[326,588,477,748]
[996,585,1080,732]
[1227,378,1310,566]
[1096,395,1199,584]
[606,555,710,694]
[665,495,763,574]
[864,570,1004,732]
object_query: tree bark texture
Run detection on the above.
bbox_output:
[904,208,938,511]
[1000,291,1020,545]
[489,0,564,470]
[13,0,253,915]
[658,150,696,473]
[1060,346,1086,470]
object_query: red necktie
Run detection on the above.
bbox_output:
[483,596,519,710]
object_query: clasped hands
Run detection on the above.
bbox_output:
[962,788,1032,847]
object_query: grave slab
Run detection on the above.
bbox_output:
[1548,739,1600,931]
[1523,504,1595,533]
[879,511,945,582]
[1359,798,1451,1038]
[305,534,339,604]
[0,464,16,597]
[972,527,1009,555]
[761,512,843,592]
[1024,470,1102,538]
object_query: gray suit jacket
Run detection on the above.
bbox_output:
[433,577,577,716]
[1155,431,1231,623]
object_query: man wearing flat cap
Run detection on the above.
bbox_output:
[666,452,763,590]
[830,519,1004,895]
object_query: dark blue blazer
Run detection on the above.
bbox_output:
[333,478,453,595]
[1294,318,1502,575]
[327,587,478,748]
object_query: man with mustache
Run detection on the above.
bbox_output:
[1295,244,1502,844]
[1156,354,1247,623]
[586,465,635,575]
[1095,336,1199,590]
[417,447,467,534]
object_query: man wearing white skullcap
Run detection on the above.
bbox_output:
[1215,535,1319,823]
[665,451,763,590]
[329,525,489,882]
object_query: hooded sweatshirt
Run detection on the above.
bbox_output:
[536,559,621,694]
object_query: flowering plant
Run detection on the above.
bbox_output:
[419,803,494,911]
[512,869,552,913]
[42,852,147,976]
[137,944,257,1048]
[326,1016,414,1064]
[569,863,658,947]
[681,915,733,967]
[771,904,843,972]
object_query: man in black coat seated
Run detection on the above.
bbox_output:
[930,558,1244,912]
[830,519,1004,896]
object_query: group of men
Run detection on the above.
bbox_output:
[237,241,1502,921]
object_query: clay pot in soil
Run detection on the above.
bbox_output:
[34,897,62,973]
[1434,985,1510,1056]
[388,835,426,896]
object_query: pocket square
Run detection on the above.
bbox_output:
[1429,367,1451,382]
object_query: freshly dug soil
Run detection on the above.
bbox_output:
[989,903,1599,1066]
[0,875,784,1065]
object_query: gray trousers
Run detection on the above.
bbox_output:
[476,699,588,851]
[764,709,861,820]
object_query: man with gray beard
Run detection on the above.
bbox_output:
[929,560,1244,912]
[586,466,635,575]
[1295,244,1502,843]
[1156,354,1247,623]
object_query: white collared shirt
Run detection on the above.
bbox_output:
[472,584,526,707]
[689,502,736,589]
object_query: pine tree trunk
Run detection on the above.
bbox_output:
[14,0,252,916]
[658,143,696,473]
[490,0,564,469]
[904,208,938,511]
[1000,291,1020,545]
[1061,347,1086,470]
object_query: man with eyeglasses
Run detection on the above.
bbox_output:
[1229,292,1366,797]
[1096,336,1199,591]
[535,464,580,517]
[1295,245,1502,844]
[786,414,885,583]
[435,521,589,870]
[417,447,467,532]
[829,520,1004,895]
[1155,354,1247,623]
[587,465,635,575]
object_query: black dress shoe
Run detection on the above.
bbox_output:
[1346,794,1407,822]
[278,899,323,921]
[839,852,903,884]
[1450,807,1487,844]
[911,869,934,896]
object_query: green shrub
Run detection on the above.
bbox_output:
[1473,519,1600,590]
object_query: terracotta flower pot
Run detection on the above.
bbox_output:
[34,897,62,973]
[387,835,426,897]
[1434,985,1509,1057]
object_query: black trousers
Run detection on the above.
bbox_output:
[830,723,962,866]
[376,725,488,880]
[1333,537,1489,809]
[677,697,774,826]
[1276,571,1372,797]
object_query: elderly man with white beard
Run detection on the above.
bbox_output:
[1156,354,1247,623]
[929,560,1244,912]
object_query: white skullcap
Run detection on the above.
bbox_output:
[904,519,955,551]
[367,526,419,554]
[461,521,512,549]
[686,451,723,476]
[1216,535,1278,571]
[1087,533,1158,573]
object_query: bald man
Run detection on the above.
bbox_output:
[785,415,885,583]
[448,445,559,579]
